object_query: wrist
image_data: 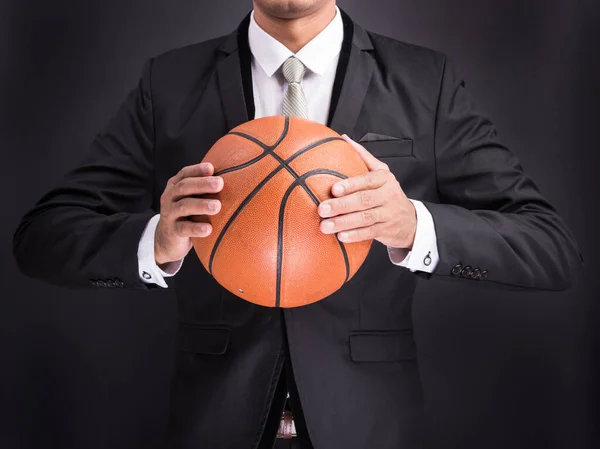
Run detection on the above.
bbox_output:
[154,242,170,266]
[405,227,416,251]
[154,251,171,267]
[392,201,416,250]
[406,200,417,249]
[156,259,170,270]
[154,224,170,266]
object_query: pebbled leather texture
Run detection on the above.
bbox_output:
[192,116,373,308]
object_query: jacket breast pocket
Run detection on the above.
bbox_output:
[358,137,414,159]
[177,323,231,355]
[349,330,416,362]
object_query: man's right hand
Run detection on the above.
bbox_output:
[154,162,223,266]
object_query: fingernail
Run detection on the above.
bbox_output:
[200,224,208,232]
[211,178,220,189]
[208,201,217,210]
[339,232,348,241]
[322,221,334,232]
[319,203,331,215]
[332,184,344,196]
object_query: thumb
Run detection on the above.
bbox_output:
[341,134,388,171]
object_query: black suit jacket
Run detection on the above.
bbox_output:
[13,9,583,449]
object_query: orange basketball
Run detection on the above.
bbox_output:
[191,116,373,308]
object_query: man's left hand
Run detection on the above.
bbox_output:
[317,135,417,250]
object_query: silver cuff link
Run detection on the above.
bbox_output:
[423,251,432,267]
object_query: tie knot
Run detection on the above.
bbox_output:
[282,56,306,84]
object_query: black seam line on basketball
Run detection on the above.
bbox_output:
[216,152,268,176]
[208,136,344,274]
[215,131,342,179]
[264,136,345,208]
[217,136,344,177]
[265,140,352,306]
[228,115,289,151]
[276,167,351,294]
[215,116,290,176]
[295,172,351,291]
[275,169,349,308]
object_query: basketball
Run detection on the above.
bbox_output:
[191,116,373,308]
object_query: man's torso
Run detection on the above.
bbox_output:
[151,10,444,449]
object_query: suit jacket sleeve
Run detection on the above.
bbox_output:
[421,55,583,291]
[13,58,159,290]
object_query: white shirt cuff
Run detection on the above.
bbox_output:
[137,214,184,288]
[387,199,439,273]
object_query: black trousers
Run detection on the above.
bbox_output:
[273,439,306,449]
[260,313,315,449]
[260,357,314,449]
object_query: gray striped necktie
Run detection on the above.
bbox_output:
[281,56,309,119]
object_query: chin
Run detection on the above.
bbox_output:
[254,0,327,19]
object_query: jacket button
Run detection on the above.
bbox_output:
[451,264,462,276]
[97,280,107,288]
[470,268,481,279]
[461,266,473,277]
[480,270,488,280]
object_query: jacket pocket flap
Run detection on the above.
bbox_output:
[360,139,414,158]
[349,330,416,362]
[177,324,231,355]
[358,132,400,142]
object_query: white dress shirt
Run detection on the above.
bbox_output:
[137,7,439,287]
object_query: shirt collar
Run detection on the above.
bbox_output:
[248,6,344,77]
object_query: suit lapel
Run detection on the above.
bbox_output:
[328,10,375,138]
[216,13,254,131]
[217,9,373,136]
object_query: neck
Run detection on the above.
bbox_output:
[252,3,337,53]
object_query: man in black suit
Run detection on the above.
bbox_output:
[12,0,583,448]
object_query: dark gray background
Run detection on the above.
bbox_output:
[1,0,598,448]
